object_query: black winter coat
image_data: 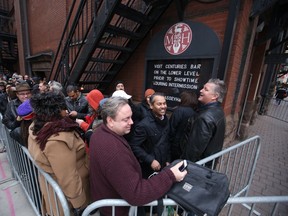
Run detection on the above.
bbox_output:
[183,102,225,163]
[169,106,197,161]
[2,98,21,130]
[129,111,170,178]
[133,100,151,126]
[0,91,8,115]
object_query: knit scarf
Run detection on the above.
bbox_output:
[36,117,81,151]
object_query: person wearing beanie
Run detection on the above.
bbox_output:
[134,88,155,126]
[144,88,155,100]
[16,99,35,147]
[114,80,125,91]
[76,89,104,134]
[17,99,34,121]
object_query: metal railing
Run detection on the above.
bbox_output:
[82,135,288,216]
[0,119,70,216]
[196,135,261,197]
[264,97,288,123]
[81,196,288,216]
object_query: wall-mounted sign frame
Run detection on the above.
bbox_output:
[145,21,221,108]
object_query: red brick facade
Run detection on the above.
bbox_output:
[27,0,67,54]
[14,0,272,141]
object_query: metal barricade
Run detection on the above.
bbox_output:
[81,135,287,215]
[196,135,261,197]
[263,97,288,123]
[0,120,70,216]
[82,196,288,216]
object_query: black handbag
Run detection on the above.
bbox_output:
[167,159,230,216]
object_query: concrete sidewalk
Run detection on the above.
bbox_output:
[246,115,288,197]
[0,142,36,216]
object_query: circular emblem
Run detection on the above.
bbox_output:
[164,22,192,55]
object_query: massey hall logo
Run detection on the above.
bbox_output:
[164,22,192,55]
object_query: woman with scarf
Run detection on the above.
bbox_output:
[28,92,90,216]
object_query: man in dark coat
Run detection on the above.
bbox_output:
[129,92,171,179]
[183,79,226,166]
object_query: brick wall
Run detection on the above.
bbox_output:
[27,0,67,54]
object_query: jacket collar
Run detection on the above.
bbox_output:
[101,123,131,149]
[199,101,221,111]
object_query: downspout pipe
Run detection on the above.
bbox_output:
[218,0,241,80]
[236,73,252,137]
[19,0,31,76]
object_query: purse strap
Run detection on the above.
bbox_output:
[157,198,164,216]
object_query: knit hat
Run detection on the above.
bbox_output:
[14,82,32,92]
[99,98,108,108]
[86,89,104,110]
[17,99,34,121]
[144,89,155,98]
[112,90,132,99]
[115,80,124,86]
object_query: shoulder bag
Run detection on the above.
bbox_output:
[167,159,230,216]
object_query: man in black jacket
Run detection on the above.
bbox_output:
[129,92,170,179]
[183,79,226,166]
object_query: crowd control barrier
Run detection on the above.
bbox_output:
[196,135,261,197]
[82,196,288,216]
[82,135,288,216]
[0,118,70,216]
[265,97,288,123]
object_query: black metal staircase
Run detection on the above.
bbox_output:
[0,0,17,76]
[49,0,173,93]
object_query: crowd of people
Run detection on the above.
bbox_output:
[0,73,227,216]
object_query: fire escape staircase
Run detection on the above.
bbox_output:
[0,2,17,74]
[49,0,173,93]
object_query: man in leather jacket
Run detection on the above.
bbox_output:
[183,79,226,165]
